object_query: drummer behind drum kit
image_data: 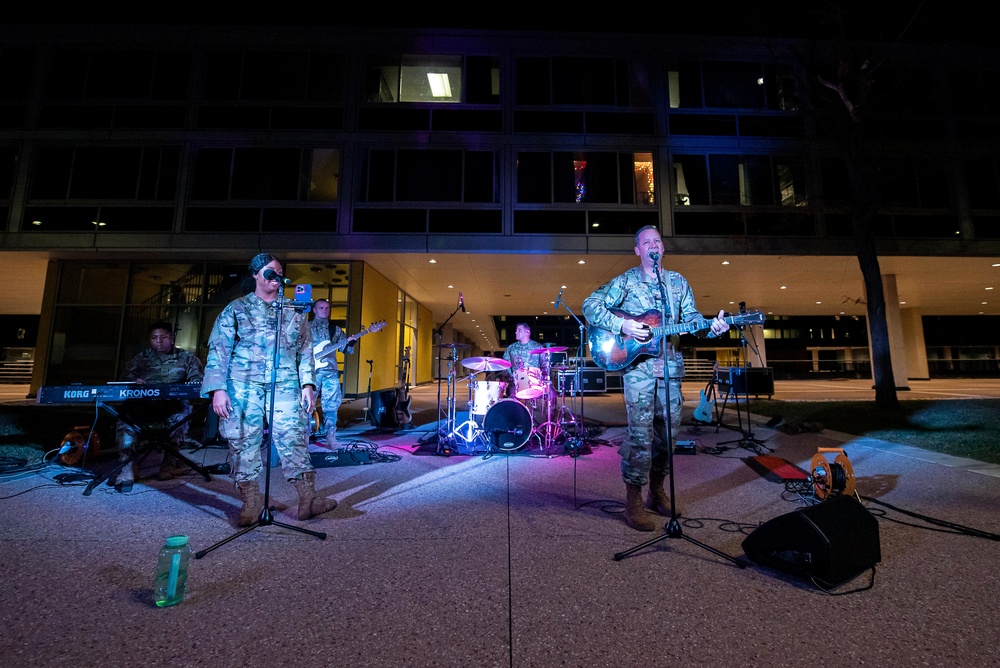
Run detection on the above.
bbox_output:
[447,345,579,455]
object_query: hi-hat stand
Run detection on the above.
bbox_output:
[613,263,744,568]
[196,288,326,559]
[552,293,589,454]
[715,304,771,455]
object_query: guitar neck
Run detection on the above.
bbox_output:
[649,313,752,339]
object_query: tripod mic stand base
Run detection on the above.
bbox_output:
[613,515,747,568]
[195,506,327,559]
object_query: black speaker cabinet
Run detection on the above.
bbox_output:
[742,495,881,588]
[369,389,399,429]
[715,366,774,397]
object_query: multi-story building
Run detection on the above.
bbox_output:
[1,23,998,397]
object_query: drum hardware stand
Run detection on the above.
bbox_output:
[430,299,469,456]
[552,292,588,451]
[450,372,487,451]
[714,303,771,455]
[614,259,744,569]
[534,364,579,454]
[196,288,326,559]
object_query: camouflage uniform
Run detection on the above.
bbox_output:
[202,293,316,483]
[583,267,704,486]
[503,339,548,405]
[309,318,355,441]
[503,340,543,371]
[115,346,204,482]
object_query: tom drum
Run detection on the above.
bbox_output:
[513,367,544,400]
[470,380,506,416]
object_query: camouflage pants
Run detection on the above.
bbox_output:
[315,370,343,437]
[115,401,191,481]
[219,380,313,483]
[619,359,683,487]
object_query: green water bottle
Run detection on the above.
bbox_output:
[154,535,192,607]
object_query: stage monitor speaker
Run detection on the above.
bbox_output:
[369,389,398,429]
[742,495,881,588]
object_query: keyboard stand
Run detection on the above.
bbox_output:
[82,400,213,496]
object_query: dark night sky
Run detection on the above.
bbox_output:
[8,1,997,47]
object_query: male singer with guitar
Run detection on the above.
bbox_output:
[583,225,729,532]
[309,298,357,444]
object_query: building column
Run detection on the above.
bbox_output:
[900,307,930,380]
[745,323,767,367]
[873,274,910,390]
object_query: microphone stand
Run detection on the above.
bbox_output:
[614,258,743,568]
[716,305,771,454]
[553,294,587,454]
[196,288,326,559]
[431,301,464,455]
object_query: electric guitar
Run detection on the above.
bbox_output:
[314,320,386,369]
[395,346,412,426]
[693,364,719,423]
[693,389,716,423]
[588,309,765,371]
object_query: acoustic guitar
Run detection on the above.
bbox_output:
[588,309,765,371]
[314,320,386,370]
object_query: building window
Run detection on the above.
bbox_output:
[45,49,191,100]
[673,154,807,206]
[201,50,344,102]
[191,147,339,202]
[28,146,179,201]
[669,61,797,110]
[359,149,498,203]
[364,55,499,104]
[516,56,651,107]
[517,151,655,204]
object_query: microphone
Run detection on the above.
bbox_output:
[648,251,660,262]
[554,288,563,308]
[459,292,465,313]
[262,268,292,285]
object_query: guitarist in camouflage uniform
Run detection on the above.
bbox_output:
[583,226,730,532]
[309,299,356,444]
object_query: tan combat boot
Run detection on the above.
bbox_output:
[236,480,262,527]
[291,470,338,520]
[624,483,655,531]
[646,471,673,516]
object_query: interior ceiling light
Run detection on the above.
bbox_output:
[427,73,452,97]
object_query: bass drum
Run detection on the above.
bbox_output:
[482,399,533,452]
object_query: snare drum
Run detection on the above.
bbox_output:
[470,380,506,416]
[483,399,533,451]
[513,367,544,400]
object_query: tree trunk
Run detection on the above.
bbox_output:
[846,153,900,409]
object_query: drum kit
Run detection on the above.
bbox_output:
[441,344,580,455]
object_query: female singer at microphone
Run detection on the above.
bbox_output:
[201,252,337,527]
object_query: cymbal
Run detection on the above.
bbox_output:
[529,346,568,354]
[462,356,511,372]
[437,342,471,349]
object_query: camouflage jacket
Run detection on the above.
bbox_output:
[310,319,355,377]
[122,347,203,385]
[583,266,704,372]
[503,340,543,370]
[202,293,315,395]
